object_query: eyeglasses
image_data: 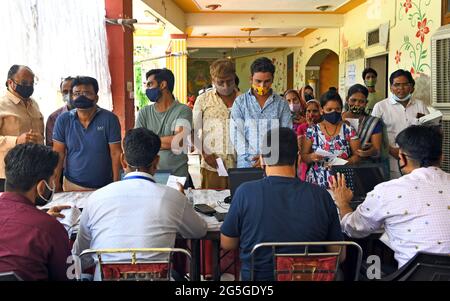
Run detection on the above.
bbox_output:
[392,82,412,88]
[72,91,95,97]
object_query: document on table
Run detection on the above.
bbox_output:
[216,158,229,177]
[166,175,186,190]
[57,206,82,237]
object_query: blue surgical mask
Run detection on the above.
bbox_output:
[146,87,162,102]
[323,111,342,124]
[392,93,412,103]
[73,95,95,109]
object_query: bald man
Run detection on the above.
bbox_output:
[0,65,44,191]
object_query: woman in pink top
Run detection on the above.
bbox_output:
[297,99,322,180]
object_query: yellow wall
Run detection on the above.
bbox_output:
[234,0,442,104]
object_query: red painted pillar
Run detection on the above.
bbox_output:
[105,0,135,136]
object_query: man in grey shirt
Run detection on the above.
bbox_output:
[136,69,192,178]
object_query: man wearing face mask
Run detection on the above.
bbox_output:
[371,69,429,179]
[331,125,450,271]
[136,69,193,180]
[193,59,239,189]
[230,57,292,168]
[52,76,122,192]
[0,143,70,281]
[45,77,74,147]
[362,68,383,115]
[0,65,45,192]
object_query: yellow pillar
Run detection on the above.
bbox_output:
[166,34,187,104]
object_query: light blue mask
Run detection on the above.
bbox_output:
[391,93,412,102]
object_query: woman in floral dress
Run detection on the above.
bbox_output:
[301,89,361,188]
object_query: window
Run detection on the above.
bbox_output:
[443,0,450,25]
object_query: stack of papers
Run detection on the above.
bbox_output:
[418,110,442,125]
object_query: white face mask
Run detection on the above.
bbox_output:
[391,93,412,102]
[36,180,56,206]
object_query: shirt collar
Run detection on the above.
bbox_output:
[6,89,25,105]
[0,192,35,207]
[70,106,101,119]
[123,171,155,181]
[388,95,416,106]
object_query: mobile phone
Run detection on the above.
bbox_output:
[194,204,216,216]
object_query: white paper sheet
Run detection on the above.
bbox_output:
[216,158,229,177]
[166,176,186,190]
[329,157,348,166]
[57,206,82,237]
[346,118,359,131]
[314,148,338,158]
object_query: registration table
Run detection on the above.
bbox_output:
[42,189,231,281]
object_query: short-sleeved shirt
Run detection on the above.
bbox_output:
[135,101,192,177]
[371,97,429,178]
[193,88,237,172]
[53,107,122,189]
[221,176,343,281]
[230,90,293,168]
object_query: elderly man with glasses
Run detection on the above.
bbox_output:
[0,65,44,192]
[371,69,429,179]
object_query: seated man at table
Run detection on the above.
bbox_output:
[0,144,70,281]
[330,125,450,269]
[72,128,207,280]
[220,127,344,281]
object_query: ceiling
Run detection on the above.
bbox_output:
[188,47,278,59]
[174,0,356,13]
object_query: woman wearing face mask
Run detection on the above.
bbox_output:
[297,99,322,181]
[284,89,306,133]
[342,84,383,160]
[301,89,360,188]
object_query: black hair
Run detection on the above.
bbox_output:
[320,89,343,108]
[347,84,369,99]
[395,125,442,168]
[235,75,240,87]
[261,127,298,166]
[124,128,161,168]
[328,87,338,92]
[5,144,59,192]
[389,69,415,87]
[304,85,313,91]
[71,76,99,94]
[304,94,314,102]
[362,67,378,80]
[146,68,175,93]
[60,76,75,91]
[5,65,33,88]
[250,57,275,76]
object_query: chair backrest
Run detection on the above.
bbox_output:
[382,252,450,281]
[79,248,191,281]
[250,241,363,281]
[0,272,23,281]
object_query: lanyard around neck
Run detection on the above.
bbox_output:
[123,175,156,183]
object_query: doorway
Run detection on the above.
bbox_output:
[366,54,389,99]
[306,49,339,99]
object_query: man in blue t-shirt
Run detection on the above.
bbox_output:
[52,76,122,191]
[221,127,343,281]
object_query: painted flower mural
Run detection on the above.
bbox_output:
[396,0,433,75]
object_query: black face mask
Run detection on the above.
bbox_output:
[14,83,34,99]
[397,157,407,176]
[73,95,95,109]
[323,111,342,124]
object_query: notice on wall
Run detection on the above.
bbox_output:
[346,63,357,87]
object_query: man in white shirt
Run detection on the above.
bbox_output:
[371,69,429,179]
[330,125,450,269]
[72,128,207,280]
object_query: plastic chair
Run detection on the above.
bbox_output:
[79,248,191,281]
[250,241,363,281]
[0,272,23,281]
[381,252,450,281]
